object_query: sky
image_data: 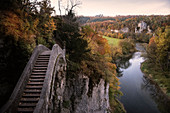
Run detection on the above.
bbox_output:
[50,0,170,16]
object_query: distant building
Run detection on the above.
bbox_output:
[120,27,129,33]
[95,14,103,17]
[114,30,119,33]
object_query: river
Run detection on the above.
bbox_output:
[118,43,161,113]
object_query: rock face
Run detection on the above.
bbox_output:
[135,21,152,33]
[54,73,110,113]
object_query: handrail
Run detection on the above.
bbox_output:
[0,44,49,113]
[34,44,66,113]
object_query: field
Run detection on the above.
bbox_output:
[103,36,121,47]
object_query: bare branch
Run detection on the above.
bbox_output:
[58,0,82,15]
[58,0,62,15]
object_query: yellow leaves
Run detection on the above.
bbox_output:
[43,18,56,34]
[152,26,170,70]
[106,62,116,71]
[33,18,39,31]
[0,11,36,44]
[44,23,48,28]
[80,26,121,96]
[1,11,22,41]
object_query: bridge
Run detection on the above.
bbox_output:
[0,44,67,113]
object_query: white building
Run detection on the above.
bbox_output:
[114,30,119,33]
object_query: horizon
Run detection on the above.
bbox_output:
[76,14,170,17]
[50,0,170,17]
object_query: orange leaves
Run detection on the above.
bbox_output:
[80,25,120,90]
[44,18,56,34]
[0,11,37,44]
[1,11,22,41]
[149,36,156,47]
[82,25,111,55]
[92,35,111,55]
[117,33,123,39]
[106,62,116,70]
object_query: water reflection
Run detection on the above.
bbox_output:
[141,77,170,113]
[116,56,132,77]
[118,43,161,113]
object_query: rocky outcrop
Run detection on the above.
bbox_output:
[135,21,152,33]
[54,73,110,113]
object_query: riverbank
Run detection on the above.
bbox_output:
[141,60,170,112]
[141,60,170,98]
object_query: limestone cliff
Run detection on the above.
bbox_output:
[53,72,110,113]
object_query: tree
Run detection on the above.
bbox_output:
[55,0,88,63]
[155,26,170,71]
[0,0,22,11]
[147,36,157,63]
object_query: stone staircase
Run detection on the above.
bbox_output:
[17,51,51,113]
[0,44,66,113]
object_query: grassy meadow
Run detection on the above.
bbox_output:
[103,36,121,47]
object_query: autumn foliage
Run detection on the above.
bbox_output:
[80,26,121,105]
[147,26,170,71]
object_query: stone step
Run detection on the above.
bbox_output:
[37,58,50,60]
[39,54,50,57]
[22,93,40,98]
[38,56,50,59]
[33,67,47,70]
[18,103,37,107]
[35,63,48,65]
[34,65,48,67]
[30,77,45,80]
[31,72,46,75]
[37,60,49,63]
[26,85,42,89]
[27,82,44,85]
[32,69,47,72]
[29,79,44,82]
[17,107,34,113]
[36,59,49,61]
[20,98,39,102]
[24,89,41,93]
